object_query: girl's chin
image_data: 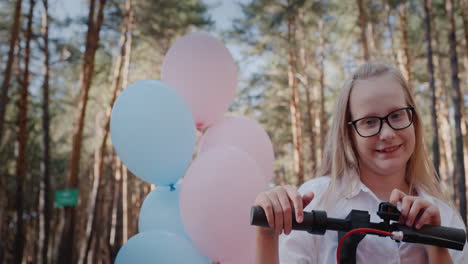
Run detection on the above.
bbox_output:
[373,162,406,175]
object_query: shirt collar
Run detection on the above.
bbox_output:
[343,170,427,202]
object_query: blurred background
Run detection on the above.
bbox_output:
[1,0,468,263]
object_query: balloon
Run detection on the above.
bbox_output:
[115,231,210,264]
[139,183,188,239]
[199,115,274,183]
[180,146,266,263]
[110,80,196,186]
[161,32,237,130]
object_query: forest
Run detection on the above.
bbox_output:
[1,0,468,263]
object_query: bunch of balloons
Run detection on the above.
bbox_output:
[111,32,274,264]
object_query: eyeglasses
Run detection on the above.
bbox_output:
[348,107,415,138]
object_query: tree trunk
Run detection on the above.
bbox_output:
[460,0,468,88]
[317,18,326,165]
[367,0,378,59]
[58,0,107,262]
[446,0,467,224]
[120,6,133,243]
[385,2,399,66]
[101,156,114,264]
[0,0,23,147]
[121,163,129,241]
[297,10,316,176]
[79,113,103,264]
[356,0,370,61]
[423,0,440,178]
[434,22,456,203]
[457,0,468,189]
[79,2,130,261]
[399,2,412,87]
[0,191,7,262]
[108,155,123,263]
[38,0,51,263]
[287,5,304,185]
[14,0,35,262]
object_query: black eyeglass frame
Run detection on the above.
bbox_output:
[347,107,415,138]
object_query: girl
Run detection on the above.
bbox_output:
[254,63,468,263]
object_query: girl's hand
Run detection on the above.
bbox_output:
[254,185,314,236]
[389,189,441,229]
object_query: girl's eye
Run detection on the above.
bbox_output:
[390,113,401,119]
[364,119,377,127]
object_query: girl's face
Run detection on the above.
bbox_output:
[348,74,415,177]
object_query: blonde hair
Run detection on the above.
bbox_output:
[316,62,446,202]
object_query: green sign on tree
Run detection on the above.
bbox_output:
[54,189,79,207]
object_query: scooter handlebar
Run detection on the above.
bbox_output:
[393,224,466,250]
[250,206,466,251]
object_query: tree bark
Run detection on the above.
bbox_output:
[297,9,316,176]
[14,0,35,262]
[458,0,468,207]
[108,155,123,263]
[367,0,378,59]
[399,2,412,87]
[287,3,305,185]
[79,113,103,264]
[385,2,399,66]
[446,0,467,224]
[120,6,133,243]
[423,0,440,179]
[460,0,468,88]
[58,0,107,262]
[356,0,370,61]
[38,0,51,263]
[317,18,326,165]
[0,0,23,147]
[434,22,456,202]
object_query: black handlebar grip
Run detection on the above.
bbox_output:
[250,206,270,228]
[394,224,466,251]
[250,206,329,234]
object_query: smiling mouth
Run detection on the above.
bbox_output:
[376,144,402,153]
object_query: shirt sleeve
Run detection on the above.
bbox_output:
[279,231,317,264]
[443,207,468,264]
[426,193,468,264]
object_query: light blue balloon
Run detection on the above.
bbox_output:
[139,184,188,239]
[115,231,211,264]
[110,80,196,186]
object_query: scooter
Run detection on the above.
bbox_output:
[250,202,466,264]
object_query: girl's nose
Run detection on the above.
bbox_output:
[379,121,396,140]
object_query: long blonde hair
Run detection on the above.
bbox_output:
[316,62,445,201]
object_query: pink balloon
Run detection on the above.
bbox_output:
[180,146,266,263]
[161,32,238,130]
[199,115,274,183]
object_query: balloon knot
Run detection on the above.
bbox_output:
[196,122,204,131]
[169,184,176,191]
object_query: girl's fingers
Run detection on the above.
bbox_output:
[269,192,284,235]
[277,187,293,235]
[406,199,426,227]
[389,189,406,205]
[254,186,316,236]
[255,193,275,228]
[302,192,315,208]
[415,206,440,229]
[284,185,303,223]
[400,195,415,219]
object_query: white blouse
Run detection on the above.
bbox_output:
[279,176,468,264]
